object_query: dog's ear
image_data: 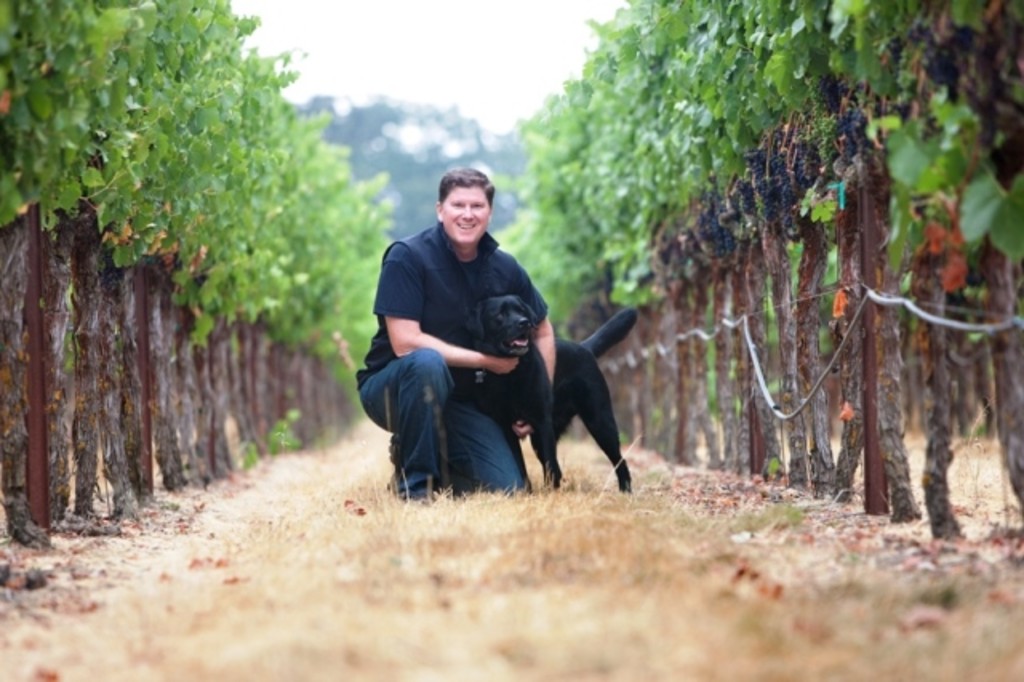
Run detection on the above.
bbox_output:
[523,300,541,328]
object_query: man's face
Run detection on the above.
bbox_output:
[436,186,492,259]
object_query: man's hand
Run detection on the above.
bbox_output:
[512,420,533,439]
[483,355,519,375]
[385,317,520,376]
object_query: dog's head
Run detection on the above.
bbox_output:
[468,295,539,357]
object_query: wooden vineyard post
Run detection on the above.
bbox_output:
[749,395,766,476]
[860,177,888,516]
[135,265,154,493]
[25,204,50,530]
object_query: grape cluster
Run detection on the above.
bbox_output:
[745,135,814,233]
[745,148,767,208]
[837,107,868,161]
[946,290,969,310]
[887,38,904,71]
[99,248,124,294]
[952,26,974,52]
[925,44,960,99]
[696,192,736,257]
[907,21,930,51]
[746,147,776,223]
[791,141,820,194]
[909,21,965,100]
[657,229,682,268]
[772,153,797,233]
[963,26,998,147]
[734,178,757,217]
[892,102,912,122]
[817,75,846,115]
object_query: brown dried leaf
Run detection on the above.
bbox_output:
[344,499,368,516]
[941,250,967,292]
[32,667,60,682]
[832,289,848,319]
[900,605,947,631]
[924,223,947,255]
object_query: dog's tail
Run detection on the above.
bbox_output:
[581,308,638,358]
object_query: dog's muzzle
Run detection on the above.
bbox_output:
[503,335,530,356]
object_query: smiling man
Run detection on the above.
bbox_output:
[356,168,556,501]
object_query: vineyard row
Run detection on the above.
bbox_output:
[591,159,1023,540]
[1,206,356,549]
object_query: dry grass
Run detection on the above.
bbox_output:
[3,419,1024,681]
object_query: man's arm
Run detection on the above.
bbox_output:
[510,317,556,439]
[385,317,519,375]
[533,318,556,384]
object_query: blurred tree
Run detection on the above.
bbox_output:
[300,96,525,238]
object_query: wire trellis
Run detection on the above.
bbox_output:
[602,284,1024,425]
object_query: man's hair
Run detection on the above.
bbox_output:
[438,167,494,206]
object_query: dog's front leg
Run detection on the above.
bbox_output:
[530,423,561,489]
[505,434,533,493]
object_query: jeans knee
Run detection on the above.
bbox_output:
[401,349,452,400]
[405,348,446,374]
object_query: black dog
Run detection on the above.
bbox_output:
[467,295,636,493]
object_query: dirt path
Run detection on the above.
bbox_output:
[1,419,398,681]
[3,421,1024,681]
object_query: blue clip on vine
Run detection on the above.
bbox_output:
[827,181,845,211]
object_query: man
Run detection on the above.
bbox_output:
[356,168,555,500]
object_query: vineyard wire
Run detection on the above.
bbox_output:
[863,288,1024,333]
[601,284,1024,426]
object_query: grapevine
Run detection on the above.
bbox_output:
[0,0,390,371]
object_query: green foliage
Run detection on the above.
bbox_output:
[1,0,390,382]
[961,173,1024,261]
[268,409,302,455]
[241,442,260,470]
[517,0,1024,317]
[800,188,838,224]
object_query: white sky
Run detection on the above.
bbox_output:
[228,0,625,134]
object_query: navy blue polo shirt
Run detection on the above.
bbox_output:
[356,222,548,396]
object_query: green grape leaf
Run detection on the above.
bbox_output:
[989,177,1024,260]
[191,312,215,345]
[82,167,105,188]
[886,125,936,189]
[961,172,1024,259]
[54,181,81,212]
[951,0,985,29]
[88,7,132,54]
[136,1,159,32]
[27,85,53,120]
[764,52,796,95]
[0,173,23,224]
[811,200,837,224]
[888,187,912,271]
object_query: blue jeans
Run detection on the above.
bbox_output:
[358,349,526,499]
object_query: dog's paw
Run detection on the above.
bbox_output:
[548,465,563,489]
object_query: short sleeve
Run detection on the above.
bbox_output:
[372,244,424,321]
[515,263,549,322]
